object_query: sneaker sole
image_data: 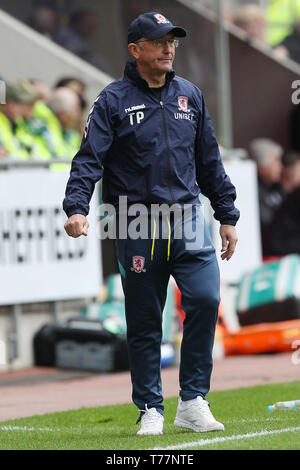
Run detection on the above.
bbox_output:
[137,430,163,436]
[174,417,224,433]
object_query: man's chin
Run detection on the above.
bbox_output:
[156,61,173,72]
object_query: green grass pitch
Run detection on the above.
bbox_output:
[0,381,299,450]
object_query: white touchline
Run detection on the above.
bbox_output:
[152,426,300,450]
[0,426,57,432]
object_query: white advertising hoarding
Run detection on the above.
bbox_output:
[0,169,102,305]
[211,159,262,284]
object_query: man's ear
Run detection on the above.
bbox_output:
[128,42,141,60]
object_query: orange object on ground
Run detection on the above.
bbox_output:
[222,319,300,355]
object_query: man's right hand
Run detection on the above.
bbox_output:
[64,214,89,238]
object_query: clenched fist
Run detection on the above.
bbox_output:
[64,214,89,238]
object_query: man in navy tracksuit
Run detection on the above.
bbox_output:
[63,12,239,436]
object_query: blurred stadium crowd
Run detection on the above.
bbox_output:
[204,0,300,64]
[21,0,300,66]
[1,0,300,260]
[27,3,113,75]
[0,77,87,164]
[230,0,300,63]
[248,138,300,259]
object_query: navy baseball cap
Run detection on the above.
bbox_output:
[128,12,187,44]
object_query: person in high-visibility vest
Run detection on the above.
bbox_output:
[266,0,300,46]
[34,87,82,171]
[33,99,67,159]
[0,109,29,159]
[0,81,41,159]
[16,96,54,161]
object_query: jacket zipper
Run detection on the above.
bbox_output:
[159,99,175,204]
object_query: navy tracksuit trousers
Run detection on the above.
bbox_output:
[116,205,220,415]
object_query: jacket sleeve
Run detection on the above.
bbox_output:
[63,92,114,218]
[195,94,240,226]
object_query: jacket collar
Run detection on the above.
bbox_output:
[124,60,175,90]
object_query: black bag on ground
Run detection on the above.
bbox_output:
[33,317,129,372]
[33,324,56,366]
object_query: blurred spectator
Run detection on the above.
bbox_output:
[53,77,88,134]
[266,151,300,256]
[53,9,113,75]
[29,79,52,103]
[47,87,81,136]
[0,81,42,159]
[273,20,300,64]
[17,84,55,160]
[33,87,82,160]
[54,77,86,97]
[0,79,83,169]
[232,4,267,42]
[266,0,300,47]
[249,138,286,256]
[28,5,61,39]
[281,150,300,193]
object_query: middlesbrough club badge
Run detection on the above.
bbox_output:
[178,96,190,113]
[154,14,170,24]
[130,256,146,273]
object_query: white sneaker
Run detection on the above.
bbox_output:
[174,396,224,433]
[137,405,164,436]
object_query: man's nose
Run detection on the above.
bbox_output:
[163,40,173,52]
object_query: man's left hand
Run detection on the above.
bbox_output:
[219,225,238,261]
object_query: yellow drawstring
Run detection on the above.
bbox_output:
[151,215,171,261]
[166,216,171,261]
[151,217,156,261]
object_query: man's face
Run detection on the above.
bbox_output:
[2,102,24,121]
[244,18,266,42]
[133,33,176,74]
[282,161,300,192]
[59,97,82,130]
[21,102,35,121]
[258,154,282,184]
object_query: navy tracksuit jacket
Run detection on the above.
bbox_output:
[63,61,240,415]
